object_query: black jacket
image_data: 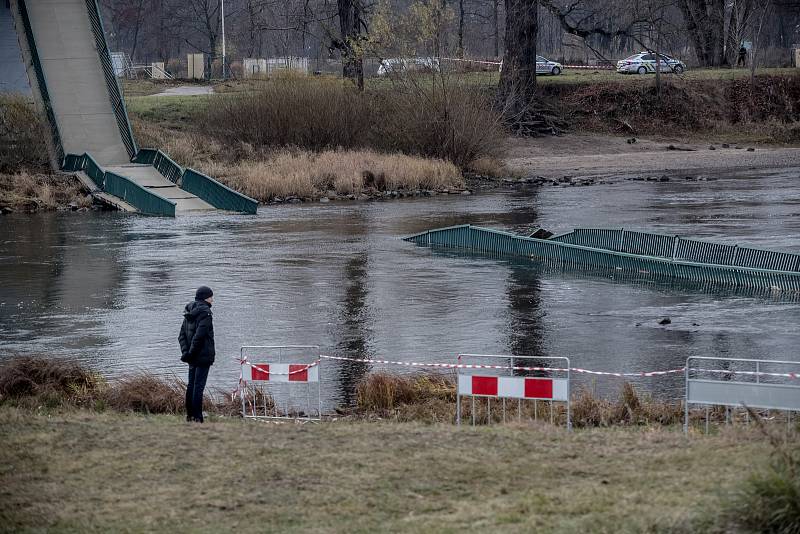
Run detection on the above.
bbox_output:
[178,300,215,366]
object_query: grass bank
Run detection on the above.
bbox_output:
[127,75,505,202]
[3,357,797,532]
[0,406,780,532]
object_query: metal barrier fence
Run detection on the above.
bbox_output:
[103,172,176,216]
[455,354,570,429]
[551,228,800,272]
[404,225,800,292]
[132,150,258,214]
[132,149,183,184]
[85,0,137,159]
[684,357,800,433]
[240,345,321,422]
[182,168,259,214]
[63,152,104,188]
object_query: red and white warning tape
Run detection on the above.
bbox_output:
[230,354,798,400]
[562,64,614,69]
[437,56,501,66]
[318,354,686,376]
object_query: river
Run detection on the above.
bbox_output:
[2,168,799,407]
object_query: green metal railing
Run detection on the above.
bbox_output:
[15,0,64,166]
[63,152,176,216]
[104,172,175,217]
[405,225,800,292]
[133,149,258,214]
[132,149,183,184]
[63,152,104,188]
[84,0,137,159]
[550,228,800,273]
[182,169,258,214]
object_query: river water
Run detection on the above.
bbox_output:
[2,168,799,406]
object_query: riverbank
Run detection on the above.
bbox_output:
[0,405,778,532]
[503,133,800,183]
[0,171,93,214]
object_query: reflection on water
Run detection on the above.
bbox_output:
[2,168,800,406]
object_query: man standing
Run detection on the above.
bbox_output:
[179,286,216,423]
[738,45,748,67]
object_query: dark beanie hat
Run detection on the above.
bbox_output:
[195,286,213,300]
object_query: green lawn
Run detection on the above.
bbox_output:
[0,407,773,533]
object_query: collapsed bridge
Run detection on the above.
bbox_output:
[5,0,256,216]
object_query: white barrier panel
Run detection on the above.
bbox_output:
[456,354,570,429]
[685,357,800,433]
[240,345,321,421]
[457,375,568,401]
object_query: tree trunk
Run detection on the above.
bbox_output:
[497,0,538,110]
[129,0,145,61]
[679,0,727,67]
[337,0,364,90]
[458,0,465,57]
[493,0,500,58]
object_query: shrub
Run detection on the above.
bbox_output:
[375,75,506,167]
[201,74,505,168]
[0,94,49,173]
[205,75,373,152]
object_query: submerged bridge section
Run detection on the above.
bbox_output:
[6,0,256,216]
[405,225,800,292]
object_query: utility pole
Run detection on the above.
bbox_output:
[221,0,227,78]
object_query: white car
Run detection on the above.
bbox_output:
[616,52,686,74]
[536,56,562,75]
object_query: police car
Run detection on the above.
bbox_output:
[616,52,686,74]
[536,56,562,75]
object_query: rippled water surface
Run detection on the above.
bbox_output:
[2,168,799,405]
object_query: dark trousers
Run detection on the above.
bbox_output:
[186,365,210,422]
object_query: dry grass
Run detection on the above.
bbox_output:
[0,356,231,416]
[131,121,464,200]
[352,372,686,427]
[720,408,800,534]
[207,149,463,200]
[103,373,186,414]
[0,405,779,532]
[0,94,49,173]
[466,156,516,178]
[0,356,104,409]
[0,171,91,211]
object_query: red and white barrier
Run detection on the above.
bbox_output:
[246,362,319,383]
[457,375,568,401]
[238,345,322,421]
